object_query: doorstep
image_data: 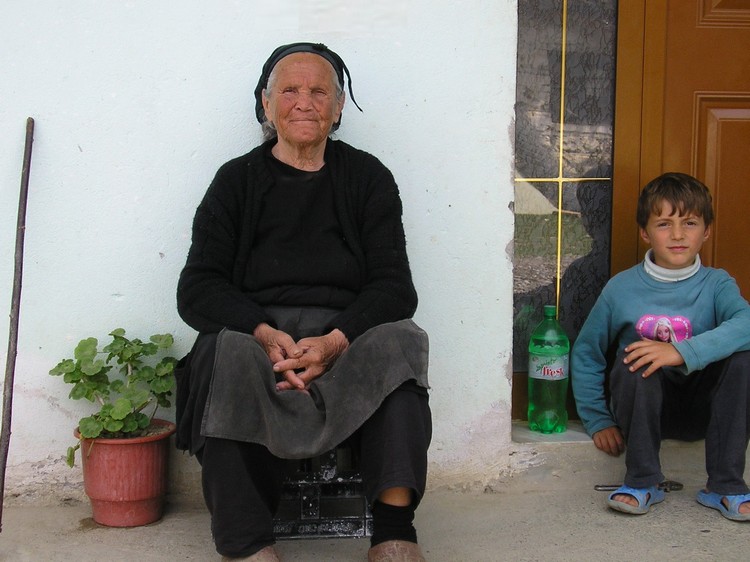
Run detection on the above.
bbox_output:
[505,419,712,495]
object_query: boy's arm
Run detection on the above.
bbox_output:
[672,274,750,372]
[571,295,618,437]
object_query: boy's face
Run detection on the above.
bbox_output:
[640,201,711,270]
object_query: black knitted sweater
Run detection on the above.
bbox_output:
[176,139,417,341]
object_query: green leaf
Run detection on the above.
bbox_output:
[155,358,175,377]
[78,416,103,439]
[103,418,124,433]
[74,338,99,362]
[121,414,140,434]
[151,376,174,394]
[49,359,76,376]
[66,444,80,468]
[134,365,155,383]
[109,328,126,337]
[80,358,107,377]
[122,386,150,407]
[140,342,158,357]
[75,375,110,402]
[135,412,150,429]
[62,370,83,384]
[68,383,89,401]
[103,338,126,355]
[110,398,133,420]
[151,333,174,349]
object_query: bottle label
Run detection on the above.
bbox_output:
[528,354,569,380]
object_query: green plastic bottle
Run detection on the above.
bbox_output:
[527,305,569,434]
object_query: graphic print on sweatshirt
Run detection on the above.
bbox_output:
[635,315,692,343]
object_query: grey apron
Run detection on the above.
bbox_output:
[201,307,429,459]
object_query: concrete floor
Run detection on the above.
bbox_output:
[2,427,749,561]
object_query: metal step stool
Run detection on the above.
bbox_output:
[274,444,372,539]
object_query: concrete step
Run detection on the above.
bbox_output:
[507,420,717,494]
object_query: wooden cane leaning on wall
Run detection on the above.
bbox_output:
[0,117,35,533]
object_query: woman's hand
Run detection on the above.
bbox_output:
[274,329,349,392]
[253,323,305,390]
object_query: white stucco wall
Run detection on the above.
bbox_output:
[0,0,519,501]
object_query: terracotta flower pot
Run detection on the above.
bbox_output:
[75,419,176,527]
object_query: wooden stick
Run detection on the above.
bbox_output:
[0,117,35,532]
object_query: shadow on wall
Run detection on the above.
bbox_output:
[513,178,611,371]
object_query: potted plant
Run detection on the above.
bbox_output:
[49,328,177,527]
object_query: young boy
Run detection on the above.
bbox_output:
[571,172,750,520]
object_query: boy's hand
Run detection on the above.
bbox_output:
[623,340,684,378]
[593,426,625,456]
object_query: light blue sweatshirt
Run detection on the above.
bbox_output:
[571,262,750,436]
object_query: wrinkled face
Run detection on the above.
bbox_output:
[640,200,710,270]
[262,53,344,149]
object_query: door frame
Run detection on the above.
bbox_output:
[611,1,671,275]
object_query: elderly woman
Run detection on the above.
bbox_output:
[175,42,431,561]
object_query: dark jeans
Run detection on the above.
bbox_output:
[610,350,750,493]
[198,382,431,558]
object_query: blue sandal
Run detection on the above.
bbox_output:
[696,490,750,522]
[607,485,665,515]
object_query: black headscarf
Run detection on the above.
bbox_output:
[254,42,362,132]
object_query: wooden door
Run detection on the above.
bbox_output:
[612,0,750,297]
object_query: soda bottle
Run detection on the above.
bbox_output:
[527,304,569,433]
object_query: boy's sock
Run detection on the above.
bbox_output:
[370,500,418,546]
